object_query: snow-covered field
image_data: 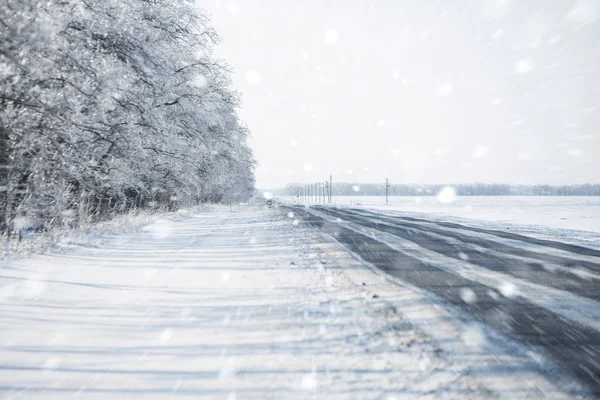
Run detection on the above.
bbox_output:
[282,196,600,232]
[0,206,586,399]
[279,196,600,248]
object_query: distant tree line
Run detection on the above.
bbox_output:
[276,183,600,197]
[1,1,255,233]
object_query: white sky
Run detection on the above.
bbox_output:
[201,0,600,189]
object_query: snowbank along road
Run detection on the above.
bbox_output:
[0,205,596,399]
[286,204,600,397]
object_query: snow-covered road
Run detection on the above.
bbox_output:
[0,207,591,399]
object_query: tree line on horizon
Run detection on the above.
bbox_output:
[274,183,600,197]
[1,0,255,233]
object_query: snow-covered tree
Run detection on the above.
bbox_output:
[0,0,255,232]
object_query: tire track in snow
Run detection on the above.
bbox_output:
[289,205,600,396]
[317,207,600,302]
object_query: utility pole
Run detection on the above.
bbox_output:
[385,178,391,205]
[329,175,332,203]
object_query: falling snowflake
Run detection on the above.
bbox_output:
[566,0,598,26]
[460,288,477,304]
[437,82,454,97]
[518,152,533,161]
[437,186,456,204]
[323,29,339,45]
[492,28,504,39]
[514,59,534,74]
[473,145,490,159]
[159,328,174,342]
[245,69,262,85]
[227,2,240,15]
[499,282,517,298]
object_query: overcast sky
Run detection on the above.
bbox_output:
[201,0,600,189]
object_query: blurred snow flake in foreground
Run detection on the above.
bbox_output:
[25,274,47,298]
[461,323,487,349]
[437,82,454,97]
[192,74,207,88]
[518,152,533,161]
[487,290,500,300]
[499,282,517,298]
[566,0,598,26]
[159,328,174,342]
[325,276,334,287]
[302,367,318,390]
[42,357,62,371]
[245,69,262,85]
[287,212,295,219]
[460,288,478,304]
[514,59,534,74]
[145,219,175,238]
[263,192,273,200]
[0,284,15,301]
[319,323,328,334]
[352,185,361,192]
[304,164,314,172]
[323,28,339,45]
[227,2,240,15]
[492,28,504,39]
[437,186,456,204]
[473,145,490,159]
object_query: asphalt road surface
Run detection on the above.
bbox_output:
[286,205,600,396]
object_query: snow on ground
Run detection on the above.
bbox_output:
[307,206,600,336]
[0,206,587,399]
[1,207,205,261]
[280,196,600,249]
